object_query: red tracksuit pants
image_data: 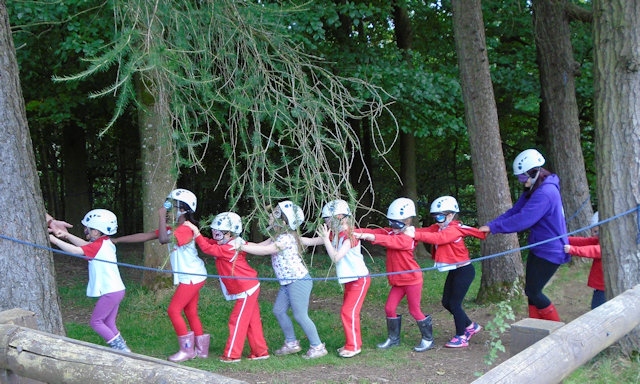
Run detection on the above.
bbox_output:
[341,276,371,352]
[222,287,269,359]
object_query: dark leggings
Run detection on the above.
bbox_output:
[525,253,560,309]
[441,264,475,336]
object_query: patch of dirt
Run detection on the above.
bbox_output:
[54,245,592,384]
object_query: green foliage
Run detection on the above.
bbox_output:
[481,301,515,366]
[10,0,596,245]
[51,0,397,228]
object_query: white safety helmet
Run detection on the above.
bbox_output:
[211,212,243,234]
[82,209,118,235]
[387,198,416,220]
[322,199,352,218]
[430,196,460,214]
[513,149,545,175]
[277,200,305,230]
[167,188,197,212]
[590,211,599,226]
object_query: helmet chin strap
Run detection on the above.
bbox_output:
[529,169,541,186]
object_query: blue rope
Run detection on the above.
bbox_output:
[2,206,637,282]
[565,197,591,224]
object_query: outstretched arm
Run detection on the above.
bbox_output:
[49,235,84,255]
[234,239,279,255]
[112,231,158,244]
[300,236,324,246]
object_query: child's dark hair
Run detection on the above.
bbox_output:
[178,201,200,227]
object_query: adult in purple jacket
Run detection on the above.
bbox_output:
[479,149,569,321]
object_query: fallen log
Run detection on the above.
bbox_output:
[473,284,640,384]
[0,324,246,384]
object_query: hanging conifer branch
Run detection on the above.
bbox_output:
[55,0,397,229]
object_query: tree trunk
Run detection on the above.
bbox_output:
[348,117,375,226]
[0,0,65,335]
[452,0,524,303]
[393,1,428,258]
[593,0,640,354]
[532,0,593,236]
[136,73,176,289]
[62,124,91,238]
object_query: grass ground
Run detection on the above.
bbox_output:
[55,243,639,383]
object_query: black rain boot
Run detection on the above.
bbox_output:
[377,315,402,349]
[414,315,434,352]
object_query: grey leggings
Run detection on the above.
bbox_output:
[273,275,322,347]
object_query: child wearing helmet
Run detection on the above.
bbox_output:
[49,209,131,352]
[302,199,371,358]
[113,188,209,362]
[183,213,270,363]
[564,211,605,309]
[479,149,570,321]
[234,200,328,359]
[409,196,486,348]
[355,197,434,353]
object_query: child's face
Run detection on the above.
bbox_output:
[324,215,346,231]
[84,227,101,241]
[433,213,454,227]
[212,229,233,244]
[388,219,408,234]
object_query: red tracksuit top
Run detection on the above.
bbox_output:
[194,236,259,294]
[567,236,604,291]
[414,221,486,265]
[357,227,422,286]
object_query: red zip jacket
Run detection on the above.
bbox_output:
[194,236,259,294]
[357,227,422,286]
[567,236,604,291]
[414,221,486,265]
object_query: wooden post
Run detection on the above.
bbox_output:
[473,284,640,384]
[0,323,246,384]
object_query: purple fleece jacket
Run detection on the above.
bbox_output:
[488,174,570,265]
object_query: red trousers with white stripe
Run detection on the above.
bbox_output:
[222,287,269,359]
[341,276,371,351]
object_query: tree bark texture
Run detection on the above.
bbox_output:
[532,0,593,235]
[593,0,640,354]
[0,0,65,335]
[452,0,524,303]
[136,73,176,289]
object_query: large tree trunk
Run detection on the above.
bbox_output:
[452,0,524,303]
[0,0,64,334]
[136,73,176,289]
[532,0,593,236]
[593,0,640,354]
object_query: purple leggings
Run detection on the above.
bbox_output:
[90,290,125,342]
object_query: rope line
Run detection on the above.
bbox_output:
[2,206,637,283]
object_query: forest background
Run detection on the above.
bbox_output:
[2,0,640,372]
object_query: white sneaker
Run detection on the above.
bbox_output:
[338,347,361,358]
[274,340,302,356]
[303,343,328,359]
